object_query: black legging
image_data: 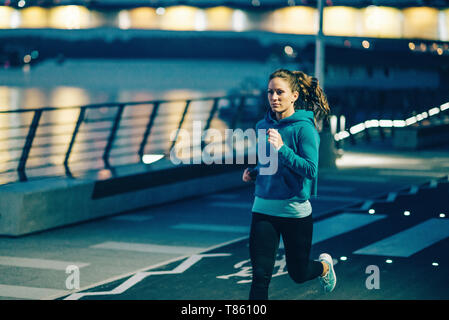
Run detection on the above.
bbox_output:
[249,212,324,300]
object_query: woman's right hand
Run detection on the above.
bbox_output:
[242,168,255,182]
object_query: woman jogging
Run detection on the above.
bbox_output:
[242,69,336,300]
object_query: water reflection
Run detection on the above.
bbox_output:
[0,84,238,184]
[0,55,282,184]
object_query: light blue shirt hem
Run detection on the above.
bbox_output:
[252,196,312,219]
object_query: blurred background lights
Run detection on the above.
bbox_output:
[403,210,411,216]
[20,7,48,28]
[403,7,439,40]
[127,8,158,29]
[284,45,294,56]
[195,10,207,31]
[267,6,316,35]
[432,262,439,267]
[323,6,359,37]
[232,9,247,32]
[428,107,440,116]
[49,5,91,29]
[205,7,233,31]
[23,54,31,64]
[0,6,14,28]
[10,9,20,28]
[386,259,393,264]
[362,6,402,38]
[340,256,348,261]
[369,209,375,214]
[0,4,447,41]
[118,10,130,29]
[160,6,198,31]
[440,213,446,218]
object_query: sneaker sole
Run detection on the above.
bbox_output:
[320,253,337,292]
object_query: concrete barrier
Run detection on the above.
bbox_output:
[0,160,248,237]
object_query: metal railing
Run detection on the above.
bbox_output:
[0,93,264,185]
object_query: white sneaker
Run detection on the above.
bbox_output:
[318,253,337,293]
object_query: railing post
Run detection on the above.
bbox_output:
[64,107,86,178]
[169,100,191,153]
[138,101,160,160]
[18,109,42,182]
[230,96,246,129]
[201,98,220,149]
[103,104,125,170]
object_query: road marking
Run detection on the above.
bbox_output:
[408,185,419,194]
[0,256,89,270]
[429,179,438,188]
[89,241,206,255]
[171,223,249,233]
[49,236,248,300]
[109,214,153,222]
[386,192,397,202]
[312,213,387,245]
[353,218,449,257]
[64,253,231,300]
[361,200,374,211]
[0,285,67,300]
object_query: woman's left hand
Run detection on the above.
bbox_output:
[267,128,284,150]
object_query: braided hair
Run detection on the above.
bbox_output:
[269,69,331,130]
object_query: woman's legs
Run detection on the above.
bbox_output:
[249,213,280,300]
[280,215,324,284]
[248,213,325,300]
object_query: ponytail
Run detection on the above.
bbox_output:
[269,69,331,130]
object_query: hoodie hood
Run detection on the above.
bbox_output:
[265,109,315,127]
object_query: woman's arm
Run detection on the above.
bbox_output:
[269,126,319,180]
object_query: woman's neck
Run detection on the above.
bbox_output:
[275,108,294,121]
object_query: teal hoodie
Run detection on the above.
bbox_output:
[254,109,319,201]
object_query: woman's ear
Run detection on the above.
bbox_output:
[292,91,299,104]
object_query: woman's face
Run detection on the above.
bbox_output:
[267,77,298,118]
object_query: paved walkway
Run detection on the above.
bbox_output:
[0,147,448,300]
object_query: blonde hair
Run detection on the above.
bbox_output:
[269,69,331,129]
